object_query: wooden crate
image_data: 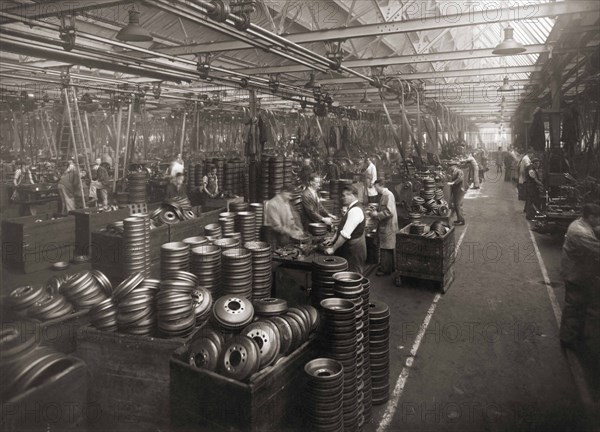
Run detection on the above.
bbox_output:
[90,224,169,281]
[396,225,456,292]
[1,213,75,273]
[168,206,224,243]
[204,196,244,212]
[1,357,87,432]
[75,326,200,426]
[72,207,131,255]
[170,338,316,432]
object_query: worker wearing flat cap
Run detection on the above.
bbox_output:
[325,185,367,274]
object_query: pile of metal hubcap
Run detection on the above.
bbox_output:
[187,329,224,371]
[127,171,148,204]
[244,241,272,300]
[221,248,253,299]
[319,298,360,432]
[59,271,108,309]
[333,272,371,423]
[311,256,348,307]
[305,358,345,432]
[235,211,256,244]
[161,242,190,279]
[230,201,248,212]
[212,296,254,331]
[156,274,196,338]
[183,236,208,249]
[191,245,222,297]
[151,198,196,226]
[269,157,284,198]
[115,274,158,336]
[249,203,264,240]
[219,212,236,236]
[369,300,390,405]
[361,277,373,420]
[204,223,222,241]
[213,237,240,251]
[123,216,150,276]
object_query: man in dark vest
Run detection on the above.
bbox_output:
[324,185,367,274]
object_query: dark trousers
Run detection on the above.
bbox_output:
[525,183,541,219]
[450,188,465,223]
[560,281,600,356]
[339,236,367,275]
[379,249,395,274]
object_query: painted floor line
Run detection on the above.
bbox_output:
[377,226,469,432]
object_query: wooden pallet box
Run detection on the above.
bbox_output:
[170,338,316,432]
[72,207,131,255]
[1,213,75,273]
[1,357,88,432]
[75,326,200,427]
[396,225,456,292]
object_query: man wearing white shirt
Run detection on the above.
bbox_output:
[365,157,377,184]
[518,152,532,209]
[325,185,367,273]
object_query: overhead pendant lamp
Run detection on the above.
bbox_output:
[497,76,515,92]
[492,26,526,55]
[116,7,153,42]
[360,90,372,104]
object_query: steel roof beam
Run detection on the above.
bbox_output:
[153,1,599,56]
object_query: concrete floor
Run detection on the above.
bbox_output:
[364,176,597,432]
[1,175,597,432]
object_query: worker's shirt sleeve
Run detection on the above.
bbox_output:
[340,207,365,240]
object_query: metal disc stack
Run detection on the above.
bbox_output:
[115,275,158,336]
[123,217,148,276]
[141,213,151,276]
[127,171,148,204]
[245,241,272,300]
[369,300,390,405]
[219,212,236,236]
[361,277,372,420]
[420,177,436,201]
[183,236,208,249]
[221,248,253,299]
[213,237,240,251]
[204,223,222,241]
[187,161,196,191]
[249,203,264,241]
[194,163,203,189]
[156,278,196,338]
[259,158,270,200]
[90,298,117,332]
[235,211,256,244]
[305,358,345,432]
[269,156,284,198]
[161,242,190,280]
[333,272,367,428]
[311,256,348,307]
[191,245,221,297]
[320,298,360,432]
[224,161,238,195]
[283,157,293,187]
[224,232,242,242]
[230,201,248,213]
[60,271,107,309]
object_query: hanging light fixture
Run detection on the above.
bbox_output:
[493,26,526,55]
[116,6,153,42]
[497,76,515,92]
[324,39,345,70]
[360,90,372,104]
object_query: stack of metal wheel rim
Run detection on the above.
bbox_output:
[156,276,196,338]
[311,256,348,307]
[90,297,117,331]
[183,236,208,250]
[234,211,256,244]
[333,272,367,428]
[219,212,236,236]
[186,161,196,191]
[123,216,148,276]
[249,203,264,241]
[361,277,372,420]
[114,273,157,336]
[59,271,107,309]
[127,171,148,204]
[245,241,272,300]
[212,295,254,332]
[194,163,203,189]
[213,237,240,251]
[141,213,151,275]
[320,298,360,432]
[161,242,190,280]
[204,223,222,241]
[230,201,248,212]
[269,156,284,198]
[221,248,253,299]
[212,158,225,189]
[369,300,390,405]
[224,160,237,195]
[283,157,294,187]
[190,245,221,297]
[305,358,345,432]
[259,158,270,200]
[192,287,212,325]
[8,285,47,318]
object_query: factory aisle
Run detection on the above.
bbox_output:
[368,175,588,432]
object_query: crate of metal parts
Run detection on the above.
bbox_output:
[72,207,131,256]
[170,338,316,432]
[168,206,223,243]
[1,356,88,432]
[75,326,200,427]
[396,224,456,293]
[1,213,75,273]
